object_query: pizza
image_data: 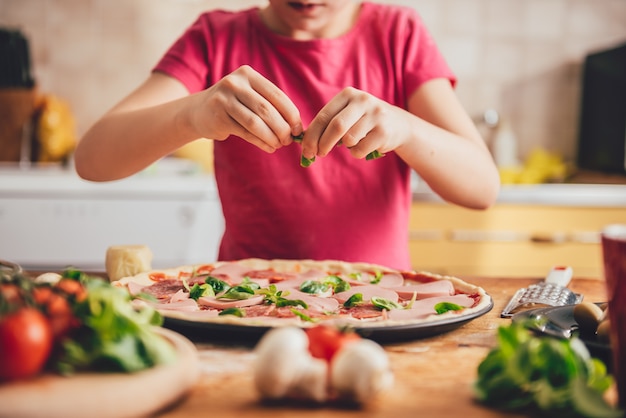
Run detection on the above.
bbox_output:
[113,258,492,334]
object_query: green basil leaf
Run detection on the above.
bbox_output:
[370,271,383,284]
[219,307,245,317]
[300,154,316,167]
[366,150,385,160]
[434,302,464,314]
[290,308,316,323]
[205,276,230,294]
[324,275,351,293]
[189,283,214,301]
[343,293,364,308]
[371,296,403,311]
[299,280,329,294]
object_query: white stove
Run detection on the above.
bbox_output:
[0,160,224,271]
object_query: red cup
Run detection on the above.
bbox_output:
[601,224,626,408]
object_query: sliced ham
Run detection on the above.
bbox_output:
[272,271,334,292]
[198,294,265,309]
[387,280,455,300]
[153,298,199,312]
[169,309,221,319]
[387,294,476,321]
[170,289,190,303]
[332,285,399,304]
[345,272,404,288]
[209,263,255,284]
[126,281,147,297]
[282,289,340,313]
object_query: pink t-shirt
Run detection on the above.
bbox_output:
[153,2,455,270]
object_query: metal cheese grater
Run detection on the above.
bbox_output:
[501,266,583,318]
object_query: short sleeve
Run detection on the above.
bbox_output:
[152,16,211,93]
[397,9,456,98]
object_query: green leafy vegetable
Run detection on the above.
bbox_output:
[300,154,316,167]
[189,283,215,301]
[300,280,330,295]
[474,320,622,418]
[371,296,403,311]
[205,276,230,294]
[55,271,175,375]
[290,308,316,323]
[292,133,304,142]
[218,307,245,317]
[366,150,385,160]
[343,293,364,308]
[434,302,463,314]
[323,275,351,293]
[217,278,260,300]
[370,271,383,284]
[257,284,308,309]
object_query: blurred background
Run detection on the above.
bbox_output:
[1,0,626,276]
[1,0,625,165]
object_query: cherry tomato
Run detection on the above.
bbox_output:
[305,325,361,363]
[55,279,87,302]
[32,285,79,339]
[0,307,53,381]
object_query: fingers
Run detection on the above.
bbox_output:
[303,87,388,160]
[210,66,302,152]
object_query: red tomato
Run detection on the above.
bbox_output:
[0,307,53,381]
[305,325,361,363]
[32,285,79,339]
[195,264,215,275]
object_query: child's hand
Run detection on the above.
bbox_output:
[190,65,303,153]
[300,87,410,161]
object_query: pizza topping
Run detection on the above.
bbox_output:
[387,280,455,299]
[343,293,363,308]
[371,296,404,311]
[434,302,464,314]
[218,307,245,317]
[116,259,490,327]
[217,279,260,300]
[333,285,399,305]
[387,294,476,321]
[188,282,214,300]
[205,276,231,294]
[198,295,265,310]
[299,279,331,295]
[257,284,308,309]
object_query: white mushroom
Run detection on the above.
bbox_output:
[253,327,328,402]
[330,339,394,403]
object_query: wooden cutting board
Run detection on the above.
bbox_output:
[0,327,199,418]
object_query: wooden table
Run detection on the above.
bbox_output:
[154,276,610,418]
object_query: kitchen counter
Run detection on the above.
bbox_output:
[413,181,626,207]
[139,275,613,417]
[413,170,626,207]
[0,161,224,270]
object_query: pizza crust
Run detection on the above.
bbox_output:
[115,258,492,329]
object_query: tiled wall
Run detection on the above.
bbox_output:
[1,0,625,163]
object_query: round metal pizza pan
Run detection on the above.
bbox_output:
[162,298,494,346]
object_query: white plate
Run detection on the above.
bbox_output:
[0,327,199,418]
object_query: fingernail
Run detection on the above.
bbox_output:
[292,132,304,143]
